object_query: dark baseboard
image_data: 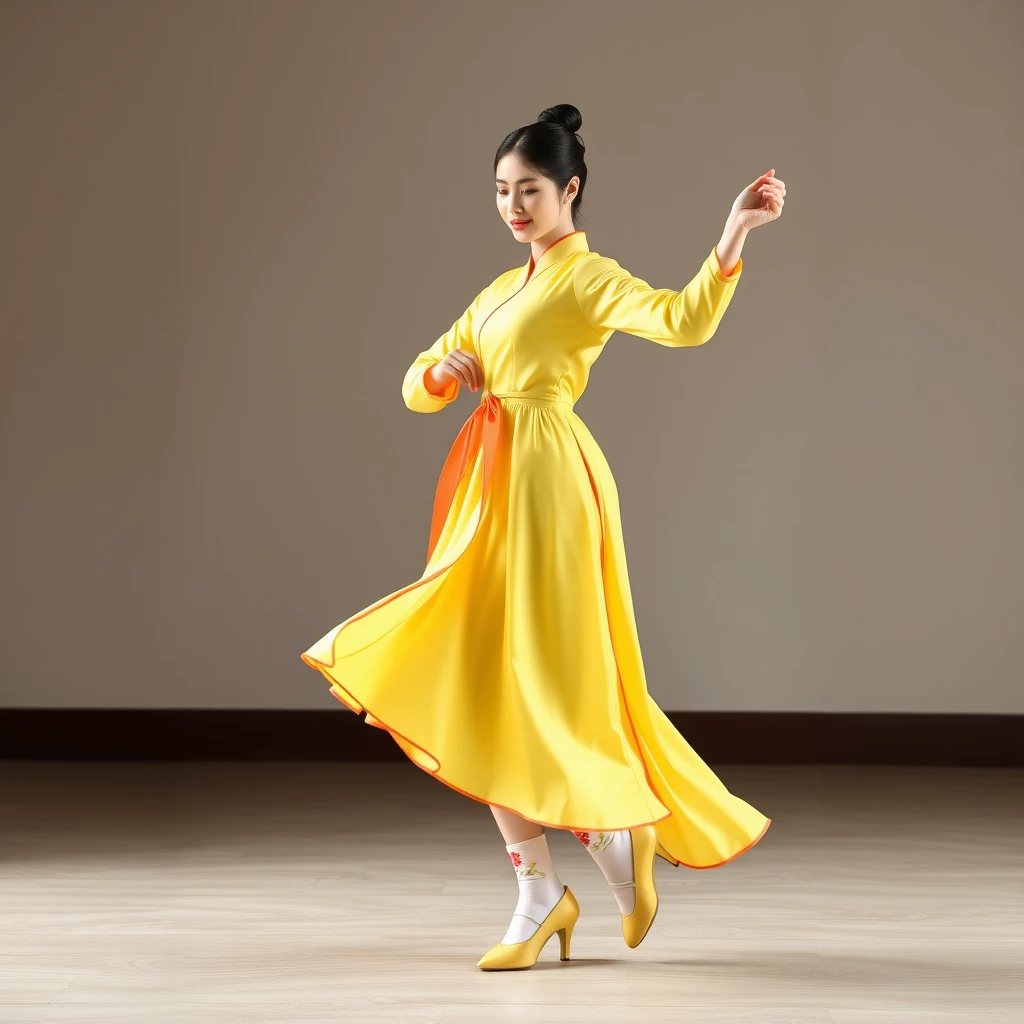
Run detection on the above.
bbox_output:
[0,709,1021,765]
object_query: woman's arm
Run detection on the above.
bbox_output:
[572,247,743,348]
[572,168,786,347]
[714,214,748,278]
[402,285,489,413]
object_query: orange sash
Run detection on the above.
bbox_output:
[426,390,503,564]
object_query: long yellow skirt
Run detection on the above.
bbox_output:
[301,389,770,868]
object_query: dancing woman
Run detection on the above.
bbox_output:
[301,102,785,970]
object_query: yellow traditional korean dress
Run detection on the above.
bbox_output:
[301,229,770,869]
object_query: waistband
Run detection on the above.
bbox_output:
[480,387,571,407]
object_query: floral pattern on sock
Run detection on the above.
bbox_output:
[508,849,546,878]
[572,830,590,846]
[588,831,615,852]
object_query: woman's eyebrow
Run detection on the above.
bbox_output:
[495,177,540,184]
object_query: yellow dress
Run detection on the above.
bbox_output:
[301,229,770,869]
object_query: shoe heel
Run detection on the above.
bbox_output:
[558,919,574,960]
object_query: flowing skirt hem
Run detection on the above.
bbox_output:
[301,651,771,870]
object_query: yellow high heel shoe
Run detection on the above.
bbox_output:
[476,885,580,971]
[655,840,680,865]
[621,824,659,948]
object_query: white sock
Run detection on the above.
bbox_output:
[501,833,565,944]
[573,829,636,915]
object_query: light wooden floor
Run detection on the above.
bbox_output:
[1,761,1021,1023]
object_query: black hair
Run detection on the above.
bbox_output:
[494,103,588,229]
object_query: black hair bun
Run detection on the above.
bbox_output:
[537,103,582,135]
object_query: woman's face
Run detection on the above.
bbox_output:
[495,151,578,243]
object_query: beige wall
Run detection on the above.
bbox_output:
[2,1,1021,712]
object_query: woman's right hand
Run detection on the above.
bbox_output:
[430,350,483,393]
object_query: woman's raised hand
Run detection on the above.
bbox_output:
[434,350,484,393]
[730,169,786,231]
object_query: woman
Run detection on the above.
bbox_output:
[301,103,785,970]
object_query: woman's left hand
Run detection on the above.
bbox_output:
[730,169,786,231]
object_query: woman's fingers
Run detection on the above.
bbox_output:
[447,350,483,389]
[459,351,482,389]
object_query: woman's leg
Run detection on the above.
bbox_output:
[489,804,543,844]
[488,805,566,944]
[572,828,637,914]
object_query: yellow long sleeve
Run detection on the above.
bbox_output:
[572,246,743,347]
[402,286,490,413]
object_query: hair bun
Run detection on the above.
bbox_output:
[537,103,583,135]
